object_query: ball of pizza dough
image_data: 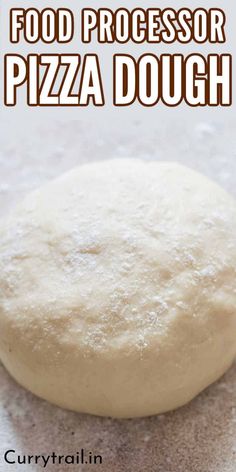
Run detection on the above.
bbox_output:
[0,159,236,418]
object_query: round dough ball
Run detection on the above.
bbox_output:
[0,159,236,418]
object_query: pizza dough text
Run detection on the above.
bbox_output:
[4,53,231,106]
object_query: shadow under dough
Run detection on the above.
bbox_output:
[0,362,236,472]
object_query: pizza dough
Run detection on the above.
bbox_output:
[0,159,236,418]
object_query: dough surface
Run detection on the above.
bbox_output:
[0,159,236,418]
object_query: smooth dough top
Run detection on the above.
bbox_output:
[0,159,236,417]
